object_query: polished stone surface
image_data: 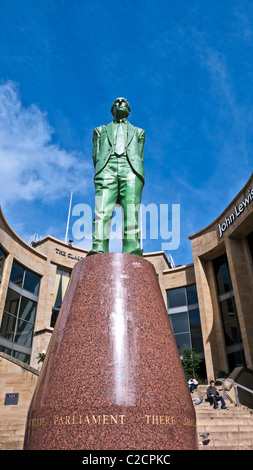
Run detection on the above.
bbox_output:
[23,253,198,450]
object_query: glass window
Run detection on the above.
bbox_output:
[23,270,40,295]
[186,284,198,305]
[227,350,245,371]
[51,269,71,327]
[4,289,20,317]
[213,254,245,371]
[0,312,16,341]
[53,269,70,309]
[10,261,25,288]
[10,261,41,295]
[12,350,30,364]
[216,271,231,295]
[167,287,186,309]
[213,254,233,296]
[191,329,204,354]
[169,312,188,334]
[174,333,191,354]
[0,247,6,276]
[189,309,201,331]
[51,309,59,328]
[0,345,30,364]
[0,261,40,365]
[0,345,12,356]
[247,231,253,262]
[167,285,204,359]
[19,297,37,323]
[220,297,236,320]
[14,319,34,347]
[220,299,241,347]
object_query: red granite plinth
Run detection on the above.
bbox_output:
[23,253,198,450]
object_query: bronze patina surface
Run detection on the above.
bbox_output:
[88,98,145,257]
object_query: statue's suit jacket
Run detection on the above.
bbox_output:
[92,120,145,184]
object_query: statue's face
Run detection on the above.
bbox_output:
[112,98,130,120]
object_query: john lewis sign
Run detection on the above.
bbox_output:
[218,188,253,238]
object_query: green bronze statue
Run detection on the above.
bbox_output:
[87,97,145,257]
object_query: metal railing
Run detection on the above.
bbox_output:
[216,377,253,407]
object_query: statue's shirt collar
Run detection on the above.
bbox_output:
[113,118,127,124]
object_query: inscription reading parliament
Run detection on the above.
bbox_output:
[28,413,196,429]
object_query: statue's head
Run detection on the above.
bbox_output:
[111,97,131,120]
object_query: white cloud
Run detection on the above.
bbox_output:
[0,81,92,205]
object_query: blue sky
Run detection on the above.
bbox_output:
[0,0,252,265]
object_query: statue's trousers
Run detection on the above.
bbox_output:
[92,155,143,255]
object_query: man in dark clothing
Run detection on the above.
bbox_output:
[207,380,227,409]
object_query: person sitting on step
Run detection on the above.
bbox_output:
[206,380,227,409]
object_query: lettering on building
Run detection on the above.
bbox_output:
[218,189,253,238]
[55,248,83,261]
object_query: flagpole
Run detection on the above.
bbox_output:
[65,191,73,244]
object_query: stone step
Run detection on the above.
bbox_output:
[199,444,253,450]
[193,399,250,408]
[194,400,249,407]
[196,410,253,416]
[194,401,252,409]
[196,414,252,420]
[0,423,25,431]
[0,429,25,437]
[200,441,253,447]
[197,424,253,433]
[195,394,253,450]
[0,441,23,450]
[198,430,253,440]
[0,434,24,442]
[195,408,252,415]
[196,408,251,414]
[195,409,252,417]
[199,439,253,450]
[196,417,253,426]
[197,410,253,415]
[0,433,25,440]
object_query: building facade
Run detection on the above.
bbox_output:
[0,173,252,448]
[189,172,253,380]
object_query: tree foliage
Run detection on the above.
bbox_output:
[181,346,201,380]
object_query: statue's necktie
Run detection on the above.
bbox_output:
[115,122,125,155]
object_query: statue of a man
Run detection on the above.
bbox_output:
[87,97,145,257]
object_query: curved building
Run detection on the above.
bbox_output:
[189,172,253,379]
